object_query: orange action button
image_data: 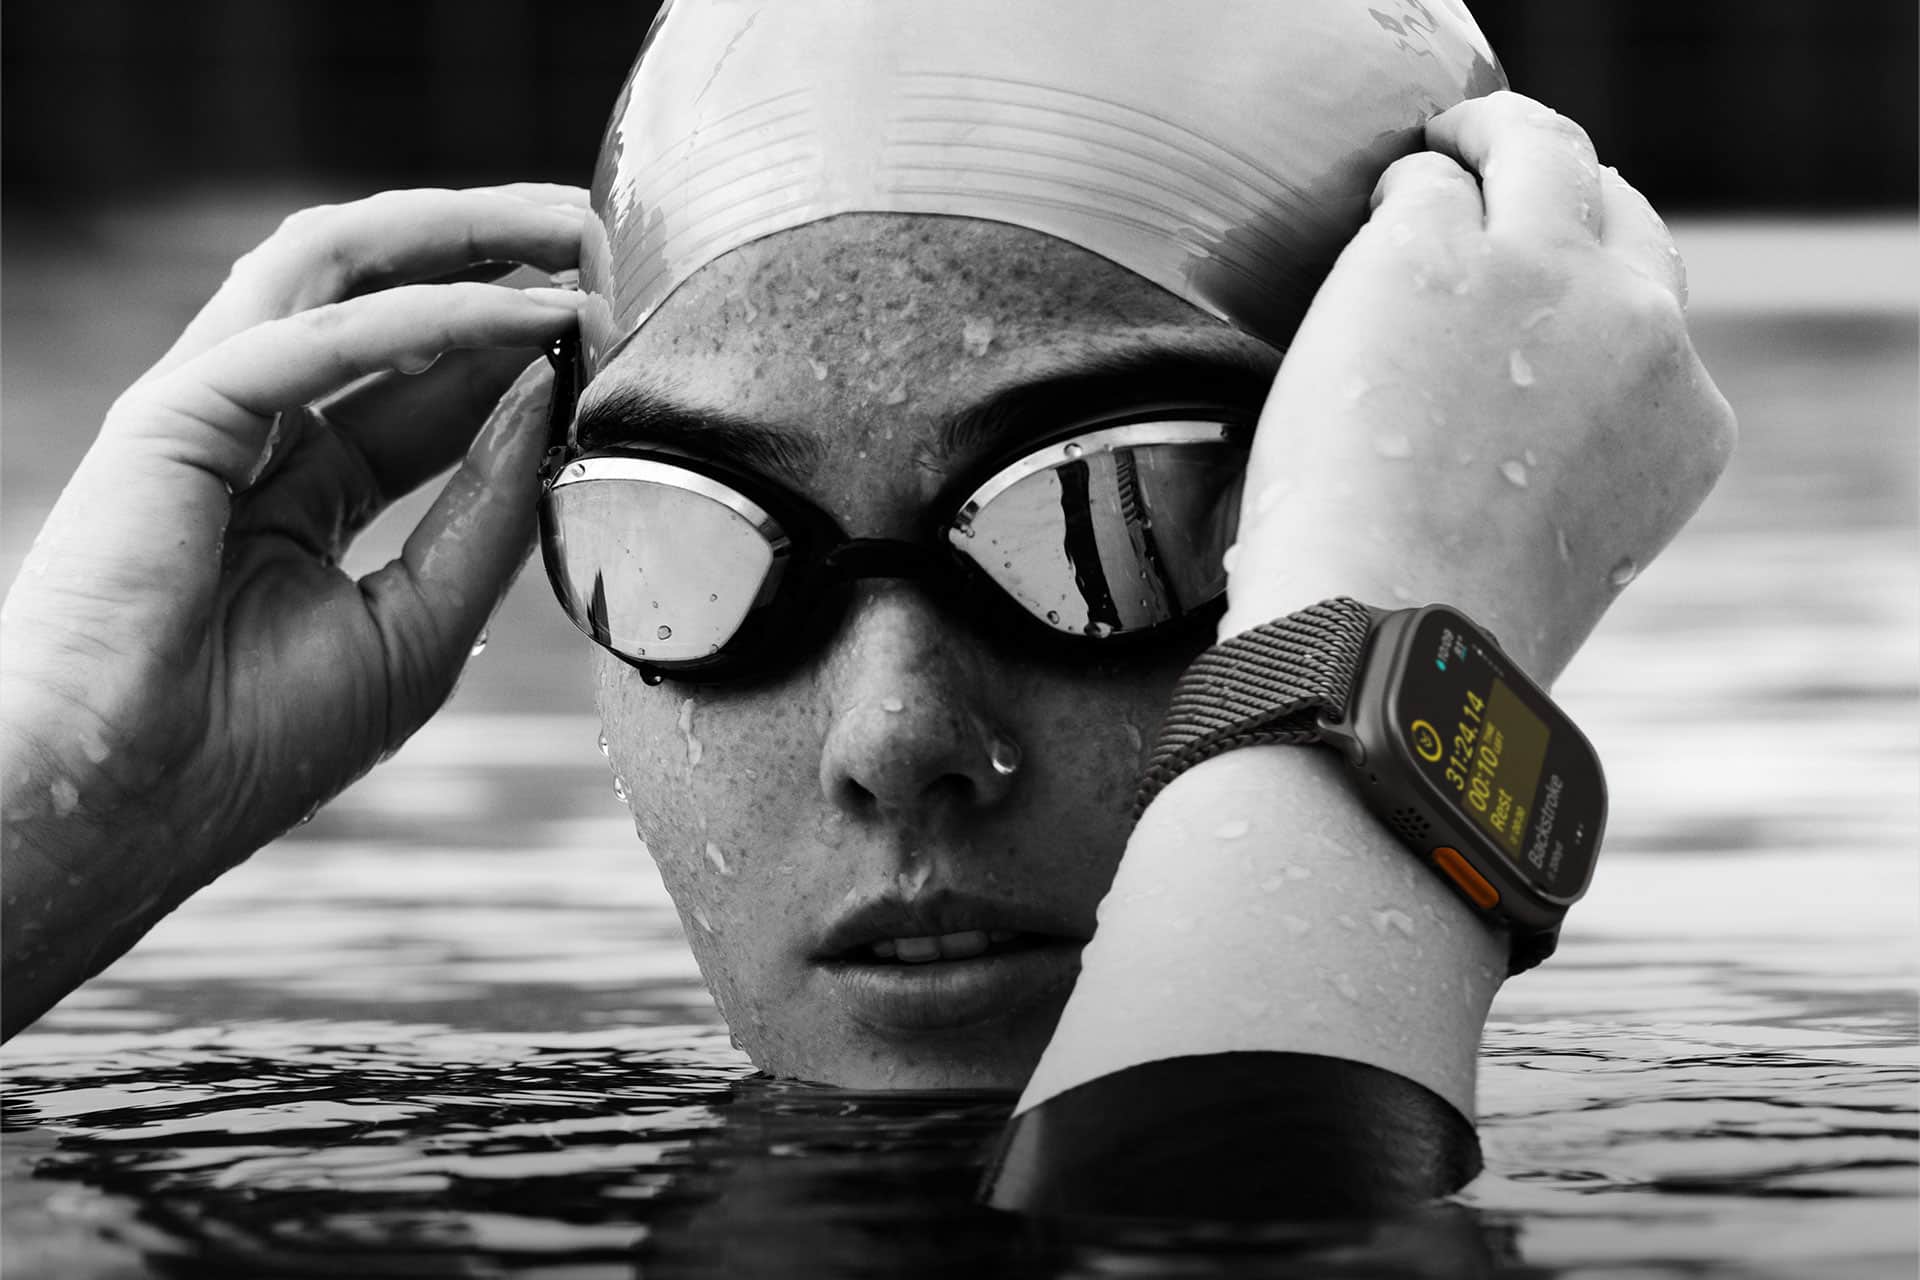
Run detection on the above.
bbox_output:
[1431,846,1500,909]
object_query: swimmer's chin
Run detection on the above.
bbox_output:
[745,994,1074,1093]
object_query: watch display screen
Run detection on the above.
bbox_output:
[1391,609,1601,900]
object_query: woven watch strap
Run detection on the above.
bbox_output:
[1134,598,1378,819]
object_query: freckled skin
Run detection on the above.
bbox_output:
[590,214,1269,1090]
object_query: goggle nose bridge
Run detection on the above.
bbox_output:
[821,537,946,583]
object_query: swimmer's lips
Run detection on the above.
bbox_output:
[814,896,1089,1033]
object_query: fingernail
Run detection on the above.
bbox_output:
[521,286,585,309]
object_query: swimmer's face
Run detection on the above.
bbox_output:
[588,215,1278,1089]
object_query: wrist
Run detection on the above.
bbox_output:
[1223,511,1573,685]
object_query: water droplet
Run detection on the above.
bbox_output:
[1508,350,1536,387]
[48,778,79,817]
[1499,459,1529,487]
[708,593,719,602]
[1119,718,1143,753]
[880,696,905,713]
[612,775,629,803]
[1221,543,1242,574]
[1371,907,1416,937]
[807,358,829,382]
[705,842,732,875]
[1044,610,1060,625]
[1371,432,1413,459]
[1215,819,1251,840]
[960,524,976,539]
[641,670,665,686]
[597,732,610,758]
[883,382,908,406]
[988,735,1023,777]
[296,804,320,827]
[468,629,488,657]
[1608,555,1640,588]
[1555,527,1573,563]
[678,697,703,767]
[1085,620,1114,639]
[1062,441,1084,460]
[693,907,716,933]
[656,624,673,640]
[961,316,995,357]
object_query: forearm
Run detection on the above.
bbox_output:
[1,709,187,1042]
[1019,744,1505,1125]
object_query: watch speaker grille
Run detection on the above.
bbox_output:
[1387,807,1433,842]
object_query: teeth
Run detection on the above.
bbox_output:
[894,936,941,963]
[936,930,990,960]
[867,930,1002,963]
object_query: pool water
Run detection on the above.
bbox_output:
[2,222,1917,1277]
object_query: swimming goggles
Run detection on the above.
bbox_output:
[536,339,1249,684]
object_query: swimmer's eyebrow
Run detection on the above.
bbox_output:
[574,382,826,481]
[933,337,1280,465]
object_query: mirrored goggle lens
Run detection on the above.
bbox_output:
[948,423,1243,638]
[541,458,786,664]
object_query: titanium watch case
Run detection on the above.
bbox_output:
[1313,604,1607,937]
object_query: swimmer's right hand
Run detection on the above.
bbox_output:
[0,187,588,1038]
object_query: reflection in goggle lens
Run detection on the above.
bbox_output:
[950,439,1241,638]
[542,475,778,661]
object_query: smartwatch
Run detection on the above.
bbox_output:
[1135,598,1606,974]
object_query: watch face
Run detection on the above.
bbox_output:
[1389,609,1603,903]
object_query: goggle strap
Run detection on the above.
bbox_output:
[540,334,583,480]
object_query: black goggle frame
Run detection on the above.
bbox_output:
[537,336,1249,685]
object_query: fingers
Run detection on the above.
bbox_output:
[1426,90,1603,244]
[316,346,544,504]
[1367,151,1485,240]
[1598,165,1688,307]
[355,360,555,736]
[229,346,546,560]
[116,283,583,491]
[145,187,588,383]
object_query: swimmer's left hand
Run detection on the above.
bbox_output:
[1224,89,1736,682]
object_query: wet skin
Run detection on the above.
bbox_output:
[585,214,1284,1090]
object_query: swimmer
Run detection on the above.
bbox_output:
[0,0,1732,1205]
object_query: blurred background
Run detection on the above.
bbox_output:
[3,0,1916,719]
[3,0,1915,209]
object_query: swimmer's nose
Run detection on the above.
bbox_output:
[818,586,1016,820]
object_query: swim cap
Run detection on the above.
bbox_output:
[583,0,1502,370]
